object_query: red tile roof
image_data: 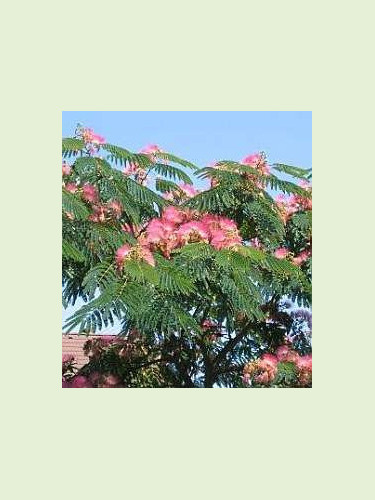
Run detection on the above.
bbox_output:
[62,333,117,368]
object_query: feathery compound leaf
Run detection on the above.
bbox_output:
[155,178,182,194]
[266,175,311,197]
[184,186,237,212]
[272,163,310,179]
[151,163,193,184]
[154,255,196,295]
[154,151,198,170]
[62,240,86,263]
[125,177,166,209]
[123,259,159,285]
[62,138,85,158]
[289,211,312,231]
[82,261,117,299]
[62,189,90,220]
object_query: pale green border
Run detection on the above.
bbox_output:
[3,0,371,497]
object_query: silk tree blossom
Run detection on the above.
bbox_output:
[139,144,162,155]
[82,183,99,203]
[299,179,312,191]
[115,244,132,267]
[242,152,271,176]
[162,183,200,201]
[243,353,278,386]
[123,163,140,176]
[292,249,311,266]
[107,200,122,218]
[80,128,106,145]
[177,221,210,243]
[274,247,289,259]
[70,375,93,388]
[249,237,263,249]
[115,243,155,267]
[64,182,78,193]
[179,183,199,198]
[275,345,299,363]
[275,187,312,223]
[162,206,188,225]
[62,162,71,176]
[243,346,312,387]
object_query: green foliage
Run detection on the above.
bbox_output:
[62,138,85,158]
[272,163,310,179]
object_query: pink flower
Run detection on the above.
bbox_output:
[201,319,216,330]
[139,144,162,155]
[177,221,210,243]
[242,153,270,176]
[162,191,175,201]
[64,211,75,220]
[82,184,99,203]
[70,375,93,388]
[292,250,310,266]
[274,247,289,259]
[100,374,121,388]
[242,153,262,166]
[62,354,74,363]
[276,346,299,363]
[64,182,77,194]
[296,354,312,371]
[62,162,71,176]
[162,206,186,225]
[250,237,262,249]
[140,246,155,267]
[88,204,107,222]
[62,379,71,388]
[107,200,122,218]
[81,128,106,145]
[298,179,311,190]
[115,244,132,266]
[123,163,140,176]
[261,353,278,367]
[275,194,286,204]
[90,133,106,145]
[179,183,199,198]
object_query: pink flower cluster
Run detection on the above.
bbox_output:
[139,144,162,156]
[123,144,164,186]
[116,207,242,268]
[62,162,71,176]
[63,180,123,223]
[273,246,311,266]
[207,152,270,190]
[201,319,222,341]
[137,207,242,258]
[243,345,312,387]
[88,199,123,223]
[62,372,123,388]
[80,128,106,145]
[115,243,155,267]
[162,183,200,201]
[123,162,148,185]
[82,183,99,203]
[241,152,271,176]
[275,182,312,224]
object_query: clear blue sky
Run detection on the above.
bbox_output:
[62,111,312,333]
[63,111,311,169]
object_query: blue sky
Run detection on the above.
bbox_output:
[62,111,312,333]
[63,111,311,171]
